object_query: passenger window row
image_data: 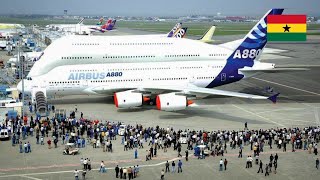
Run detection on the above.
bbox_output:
[49,81,80,84]
[90,79,143,83]
[209,54,227,57]
[153,77,188,81]
[72,43,99,45]
[103,55,156,59]
[180,67,202,69]
[110,42,173,46]
[165,54,199,57]
[62,57,93,60]
[197,77,214,79]
[69,67,170,72]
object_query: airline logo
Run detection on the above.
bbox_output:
[167,23,182,37]
[68,72,123,80]
[174,28,187,38]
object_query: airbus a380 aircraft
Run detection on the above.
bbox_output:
[19,9,296,111]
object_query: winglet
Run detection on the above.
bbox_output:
[267,93,280,103]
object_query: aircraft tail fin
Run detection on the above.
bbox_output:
[198,26,216,43]
[173,27,187,38]
[96,18,104,25]
[225,9,284,62]
[167,23,182,37]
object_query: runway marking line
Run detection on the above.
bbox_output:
[232,104,285,127]
[252,77,320,96]
[20,175,42,180]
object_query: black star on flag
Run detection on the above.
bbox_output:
[283,24,291,32]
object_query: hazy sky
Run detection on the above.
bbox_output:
[1,0,319,16]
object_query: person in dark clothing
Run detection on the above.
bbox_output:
[265,164,269,176]
[238,148,242,158]
[274,161,277,174]
[270,154,274,163]
[185,150,189,161]
[120,168,123,179]
[115,165,119,178]
[257,160,263,173]
[178,146,182,157]
[283,142,287,152]
[165,161,170,172]
[316,158,319,169]
[274,153,278,163]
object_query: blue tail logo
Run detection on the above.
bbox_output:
[206,9,284,88]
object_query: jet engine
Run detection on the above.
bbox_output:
[156,93,193,111]
[114,91,149,108]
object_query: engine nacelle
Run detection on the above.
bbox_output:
[114,91,143,108]
[156,93,193,111]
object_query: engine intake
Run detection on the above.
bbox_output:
[156,93,193,111]
[114,91,143,108]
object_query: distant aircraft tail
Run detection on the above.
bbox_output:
[77,18,85,24]
[167,23,182,37]
[198,26,216,43]
[173,27,187,38]
[95,19,117,32]
[96,18,104,25]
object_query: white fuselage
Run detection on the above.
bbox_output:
[28,35,231,78]
[24,60,226,97]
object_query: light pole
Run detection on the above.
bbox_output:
[18,37,25,118]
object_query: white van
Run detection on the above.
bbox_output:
[0,129,9,140]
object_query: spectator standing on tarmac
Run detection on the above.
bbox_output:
[265,164,269,176]
[316,158,319,170]
[178,160,183,173]
[82,170,86,180]
[120,167,123,179]
[115,165,119,178]
[257,160,263,173]
[47,139,52,149]
[161,169,165,180]
[24,142,28,153]
[185,150,189,161]
[135,149,138,159]
[219,159,223,171]
[19,141,23,153]
[172,161,176,173]
[224,159,228,171]
[27,142,31,153]
[74,169,79,180]
[165,161,170,173]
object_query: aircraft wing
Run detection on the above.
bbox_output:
[90,84,279,103]
[140,85,279,103]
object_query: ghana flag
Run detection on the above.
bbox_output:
[267,15,306,41]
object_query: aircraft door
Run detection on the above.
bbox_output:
[221,73,226,81]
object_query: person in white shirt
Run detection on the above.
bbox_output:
[219,159,223,171]
[100,161,106,173]
[74,169,79,180]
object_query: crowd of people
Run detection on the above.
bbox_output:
[1,107,320,179]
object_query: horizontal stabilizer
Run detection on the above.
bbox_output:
[240,68,308,77]
[268,93,280,103]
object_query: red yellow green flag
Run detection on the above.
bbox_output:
[267,15,306,41]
